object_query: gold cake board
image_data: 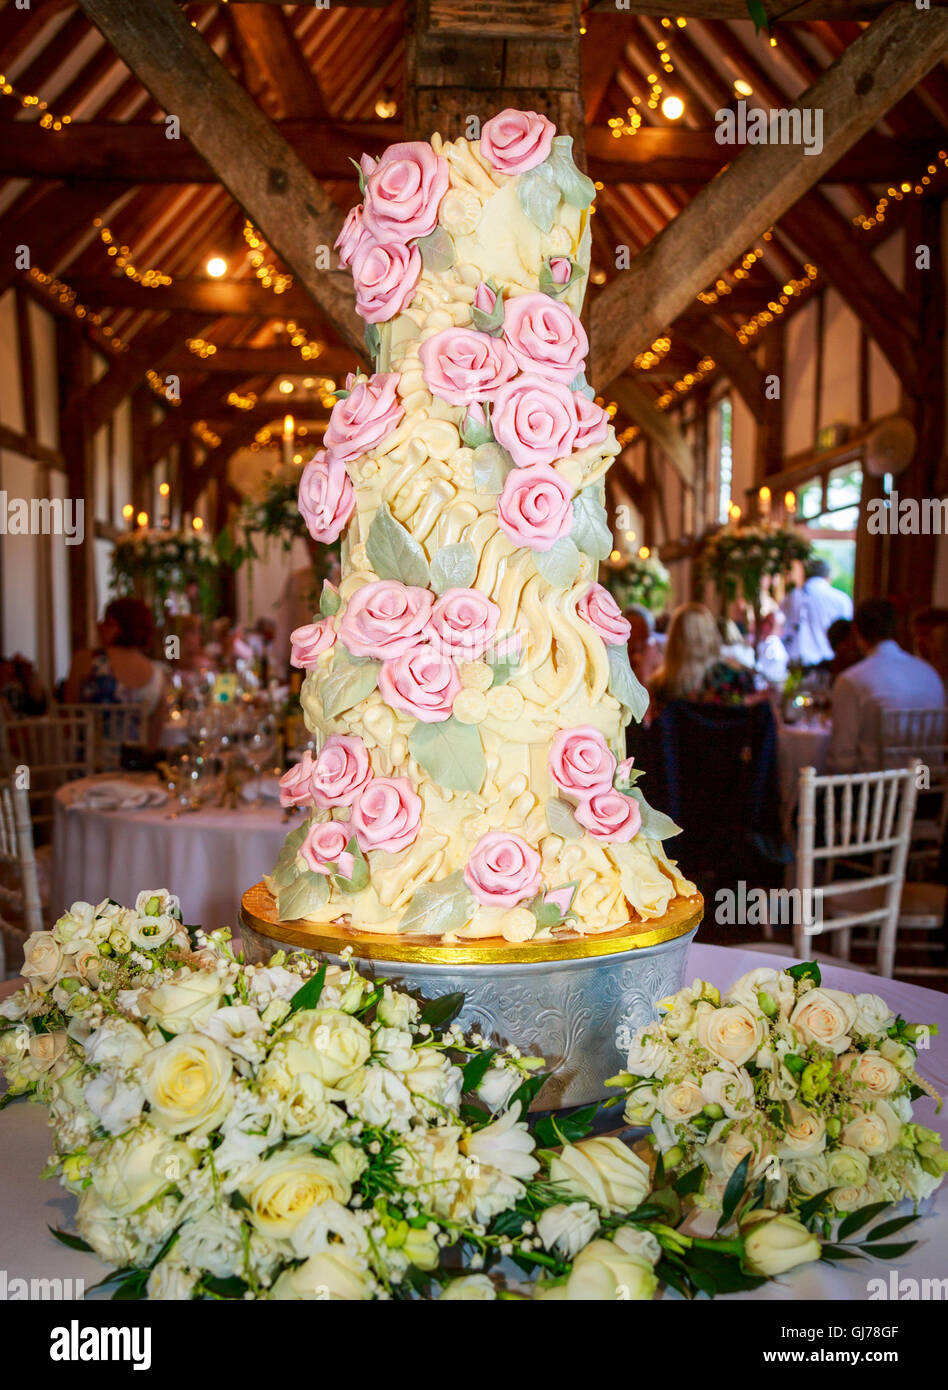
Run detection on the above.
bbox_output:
[240,881,703,965]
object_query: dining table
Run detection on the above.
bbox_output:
[50,773,295,929]
[777,717,832,841]
[0,942,945,1302]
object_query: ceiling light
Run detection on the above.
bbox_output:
[206,256,227,278]
[278,379,294,394]
[734,79,753,97]
[159,482,170,497]
[661,95,685,120]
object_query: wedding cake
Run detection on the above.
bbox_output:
[265,109,696,948]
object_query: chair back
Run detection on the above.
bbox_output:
[880,706,948,846]
[0,710,93,831]
[795,763,918,976]
[0,777,43,973]
[55,702,144,772]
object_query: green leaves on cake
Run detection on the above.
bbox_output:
[270,819,312,890]
[607,644,649,725]
[320,652,381,721]
[319,580,342,617]
[276,869,330,923]
[571,486,613,562]
[398,869,476,935]
[533,536,581,588]
[527,882,578,933]
[365,502,431,587]
[545,796,583,840]
[624,789,683,842]
[472,441,514,493]
[416,225,456,273]
[517,135,595,233]
[546,136,597,208]
[429,541,477,595]
[408,717,485,793]
[471,278,504,336]
[461,406,494,451]
[331,837,370,893]
[486,646,520,688]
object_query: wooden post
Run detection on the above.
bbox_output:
[56,319,97,651]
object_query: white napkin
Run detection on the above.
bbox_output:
[70,779,167,812]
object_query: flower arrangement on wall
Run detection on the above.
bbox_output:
[698,522,810,606]
[111,527,221,625]
[604,553,671,616]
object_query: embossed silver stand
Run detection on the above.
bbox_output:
[240,883,702,1109]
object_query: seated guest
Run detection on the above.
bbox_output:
[826,598,946,773]
[782,559,853,667]
[825,617,861,683]
[626,605,663,689]
[0,653,47,718]
[756,608,789,687]
[65,598,168,749]
[718,617,755,670]
[912,606,948,693]
[649,602,756,715]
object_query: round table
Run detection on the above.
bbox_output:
[1,943,945,1301]
[50,775,293,929]
[778,719,832,840]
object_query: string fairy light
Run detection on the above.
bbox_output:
[634,336,672,370]
[194,420,221,449]
[93,219,172,287]
[27,266,128,351]
[853,151,948,231]
[0,72,72,130]
[735,266,818,345]
[147,370,179,404]
[242,222,293,294]
[186,337,217,359]
[226,390,258,411]
[655,356,715,410]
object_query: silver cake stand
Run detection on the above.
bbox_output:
[240,883,703,1110]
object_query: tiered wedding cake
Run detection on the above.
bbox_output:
[264,109,696,948]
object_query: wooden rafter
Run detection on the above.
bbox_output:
[589,5,948,387]
[611,378,695,487]
[76,0,365,359]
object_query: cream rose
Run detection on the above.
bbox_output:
[790,988,857,1054]
[839,1101,902,1156]
[244,1151,351,1239]
[549,1137,650,1214]
[825,1146,870,1188]
[696,1003,763,1066]
[657,1080,705,1124]
[777,1101,827,1157]
[838,1049,901,1098]
[563,1239,658,1301]
[286,1009,372,1085]
[21,931,65,989]
[271,1250,373,1300]
[142,1033,234,1136]
[140,968,224,1034]
[91,1126,195,1217]
[439,1274,497,1300]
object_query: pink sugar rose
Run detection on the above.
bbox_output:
[429,588,500,661]
[549,257,572,286]
[480,109,556,176]
[502,293,588,384]
[574,791,642,843]
[351,777,422,854]
[474,281,497,313]
[352,239,421,324]
[491,374,578,469]
[418,327,516,406]
[549,726,617,801]
[378,647,461,723]
[464,830,542,908]
[324,373,404,464]
[279,750,318,809]
[290,619,336,669]
[311,735,373,809]
[362,140,449,244]
[577,583,631,646]
[334,203,374,270]
[497,462,573,553]
[573,393,610,450]
[300,820,355,879]
[298,449,356,544]
[338,580,434,660]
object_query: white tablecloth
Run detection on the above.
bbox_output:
[50,776,292,929]
[1,943,945,1301]
[778,720,832,840]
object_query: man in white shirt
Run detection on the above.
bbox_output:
[782,559,853,667]
[827,599,946,773]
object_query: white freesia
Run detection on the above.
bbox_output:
[405,1055,463,1112]
[613,1225,662,1264]
[377,985,419,1030]
[624,1081,659,1125]
[247,965,305,1008]
[879,1037,916,1071]
[201,1005,269,1063]
[282,1073,345,1142]
[537,1202,599,1259]
[562,1239,658,1300]
[741,1211,821,1276]
[476,1063,520,1112]
[463,1102,539,1183]
[347,1066,415,1132]
[146,1259,198,1300]
[84,1073,146,1135]
[372,1026,417,1072]
[290,1198,370,1260]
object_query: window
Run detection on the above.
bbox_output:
[798,461,862,598]
[716,398,733,524]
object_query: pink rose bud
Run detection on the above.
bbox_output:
[351,777,422,854]
[338,580,434,660]
[360,152,378,180]
[496,462,574,553]
[544,885,576,917]
[324,373,404,464]
[502,293,588,385]
[362,140,449,244]
[334,203,374,270]
[577,583,631,646]
[480,109,556,176]
[419,327,517,406]
[297,450,356,545]
[615,757,635,785]
[378,647,461,723]
[300,819,355,878]
[464,831,543,909]
[464,402,487,435]
[573,393,610,451]
[352,239,421,325]
[311,735,373,809]
[549,257,572,285]
[574,791,642,843]
[491,375,579,469]
[474,281,497,313]
[429,588,501,661]
[279,749,317,808]
[290,619,336,669]
[549,726,617,801]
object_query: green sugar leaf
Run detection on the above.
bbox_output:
[472,442,514,494]
[430,542,477,594]
[571,485,613,561]
[607,643,649,724]
[517,161,560,234]
[365,502,431,587]
[417,226,457,272]
[319,582,341,617]
[629,788,683,842]
[545,797,582,840]
[320,656,381,721]
[398,869,476,936]
[547,136,597,209]
[533,536,581,589]
[277,870,330,922]
[409,717,486,792]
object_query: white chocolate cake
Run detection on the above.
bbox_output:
[268,110,695,945]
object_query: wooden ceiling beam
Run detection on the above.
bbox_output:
[62,274,324,321]
[589,5,948,388]
[676,316,767,425]
[76,0,365,359]
[84,313,208,433]
[227,4,329,119]
[611,377,695,487]
[161,345,356,376]
[587,2,899,17]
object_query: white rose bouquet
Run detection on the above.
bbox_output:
[1,904,906,1299]
[608,961,947,1267]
